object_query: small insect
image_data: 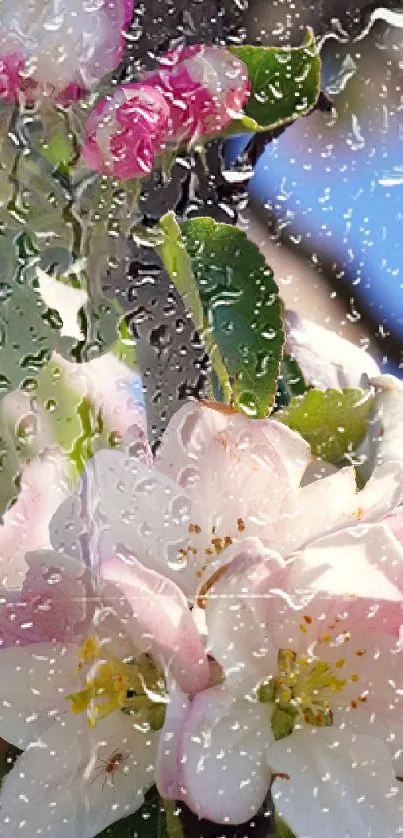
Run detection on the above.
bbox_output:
[91,749,129,791]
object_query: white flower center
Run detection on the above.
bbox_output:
[258,616,367,740]
[67,635,167,729]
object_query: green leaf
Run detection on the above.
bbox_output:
[0,281,73,399]
[271,815,296,838]
[0,743,20,787]
[275,387,374,463]
[228,29,321,134]
[72,298,120,362]
[275,352,308,409]
[181,217,284,417]
[157,212,232,404]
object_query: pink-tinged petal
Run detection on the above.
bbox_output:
[357,461,403,523]
[145,45,250,143]
[384,506,403,546]
[0,549,90,649]
[0,642,80,749]
[0,454,70,590]
[156,401,309,547]
[81,84,170,180]
[0,706,156,838]
[272,460,403,559]
[101,549,209,695]
[270,726,403,838]
[271,466,358,556]
[284,310,380,390]
[202,538,285,688]
[287,523,403,605]
[262,523,403,659]
[0,51,24,101]
[178,683,272,824]
[156,680,189,799]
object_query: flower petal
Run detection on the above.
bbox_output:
[52,448,194,594]
[155,680,189,799]
[269,726,402,838]
[101,549,210,695]
[0,708,156,838]
[0,550,90,649]
[178,684,272,824]
[271,466,358,556]
[156,401,310,555]
[203,538,285,688]
[157,400,310,496]
[0,642,80,749]
[285,310,380,389]
[0,455,70,590]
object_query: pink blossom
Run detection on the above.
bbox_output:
[81,84,171,180]
[81,45,250,179]
[145,44,250,143]
[0,0,134,103]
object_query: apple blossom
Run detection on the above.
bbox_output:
[0,0,134,103]
[81,84,171,181]
[177,534,403,833]
[145,44,250,144]
[49,397,403,600]
[0,545,209,837]
[49,399,311,596]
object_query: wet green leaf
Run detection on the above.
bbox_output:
[157,212,231,404]
[0,282,73,399]
[229,29,321,134]
[181,217,284,417]
[275,352,308,409]
[275,387,374,463]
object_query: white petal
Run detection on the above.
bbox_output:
[363,376,403,478]
[203,539,285,688]
[271,467,358,556]
[157,401,310,545]
[269,726,402,838]
[179,684,272,825]
[0,642,80,749]
[357,461,403,522]
[0,709,157,838]
[36,270,87,339]
[288,523,403,603]
[155,681,189,799]
[285,311,380,390]
[54,449,195,595]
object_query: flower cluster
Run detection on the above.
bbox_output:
[1,327,403,837]
[0,0,134,103]
[81,45,250,180]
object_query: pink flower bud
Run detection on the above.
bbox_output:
[81,83,171,180]
[145,44,250,143]
[0,0,134,103]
